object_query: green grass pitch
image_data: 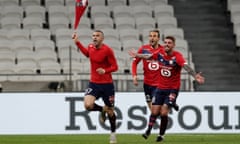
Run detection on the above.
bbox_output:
[0,134,239,144]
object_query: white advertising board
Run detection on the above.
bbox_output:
[0,92,239,134]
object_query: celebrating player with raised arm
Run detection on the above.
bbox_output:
[73,30,118,144]
[129,36,204,142]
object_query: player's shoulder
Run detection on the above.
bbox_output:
[102,43,114,52]
[88,43,94,48]
[173,50,183,56]
[141,44,151,49]
[172,50,185,59]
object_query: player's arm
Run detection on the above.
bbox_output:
[72,32,89,57]
[132,48,143,86]
[104,49,119,73]
[128,49,152,59]
[183,64,205,84]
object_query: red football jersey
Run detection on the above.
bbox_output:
[76,41,118,83]
[152,50,186,89]
[132,44,164,86]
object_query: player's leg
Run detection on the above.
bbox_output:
[105,106,117,144]
[84,83,103,112]
[102,83,117,144]
[84,95,102,111]
[156,104,170,142]
[142,104,160,139]
[168,92,180,111]
[142,88,162,139]
[143,84,155,110]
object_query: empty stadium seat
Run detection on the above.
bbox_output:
[34,39,55,52]
[91,5,111,21]
[0,39,13,53]
[55,28,73,42]
[119,28,140,41]
[122,39,142,51]
[93,17,114,29]
[163,27,184,40]
[24,5,46,21]
[15,60,39,74]
[65,0,75,6]
[112,5,133,19]
[132,5,153,18]
[58,48,82,63]
[157,16,178,32]
[128,0,149,6]
[48,5,68,19]
[30,29,51,42]
[61,60,84,74]
[2,5,24,19]
[76,28,93,41]
[21,0,41,8]
[107,0,125,11]
[22,17,44,30]
[7,29,30,40]
[35,49,58,64]
[56,39,78,52]
[45,0,65,9]
[101,28,120,41]
[153,4,174,18]
[149,0,168,7]
[88,0,106,6]
[48,16,70,34]
[104,39,122,51]
[0,29,10,40]
[16,50,37,63]
[12,39,34,52]
[0,0,19,6]
[0,17,22,29]
[114,16,135,30]
[135,16,156,30]
[0,51,16,64]
[38,60,62,74]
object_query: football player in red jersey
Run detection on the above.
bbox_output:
[73,30,118,144]
[129,36,204,142]
[132,29,179,111]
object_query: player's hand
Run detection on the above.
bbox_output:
[169,93,176,102]
[128,49,137,58]
[195,72,205,84]
[132,75,138,86]
[96,68,105,75]
[72,32,78,42]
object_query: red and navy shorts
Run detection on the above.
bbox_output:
[152,88,179,105]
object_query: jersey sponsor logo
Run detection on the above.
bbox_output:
[161,68,171,77]
[148,61,159,71]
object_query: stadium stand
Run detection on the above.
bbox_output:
[0,0,201,92]
[21,0,41,8]
[169,0,240,91]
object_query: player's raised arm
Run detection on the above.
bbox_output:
[128,49,152,59]
[72,32,89,57]
[183,64,205,84]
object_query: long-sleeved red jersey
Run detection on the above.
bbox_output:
[76,41,118,83]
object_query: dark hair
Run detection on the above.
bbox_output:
[94,30,104,37]
[165,36,175,43]
[150,29,160,38]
